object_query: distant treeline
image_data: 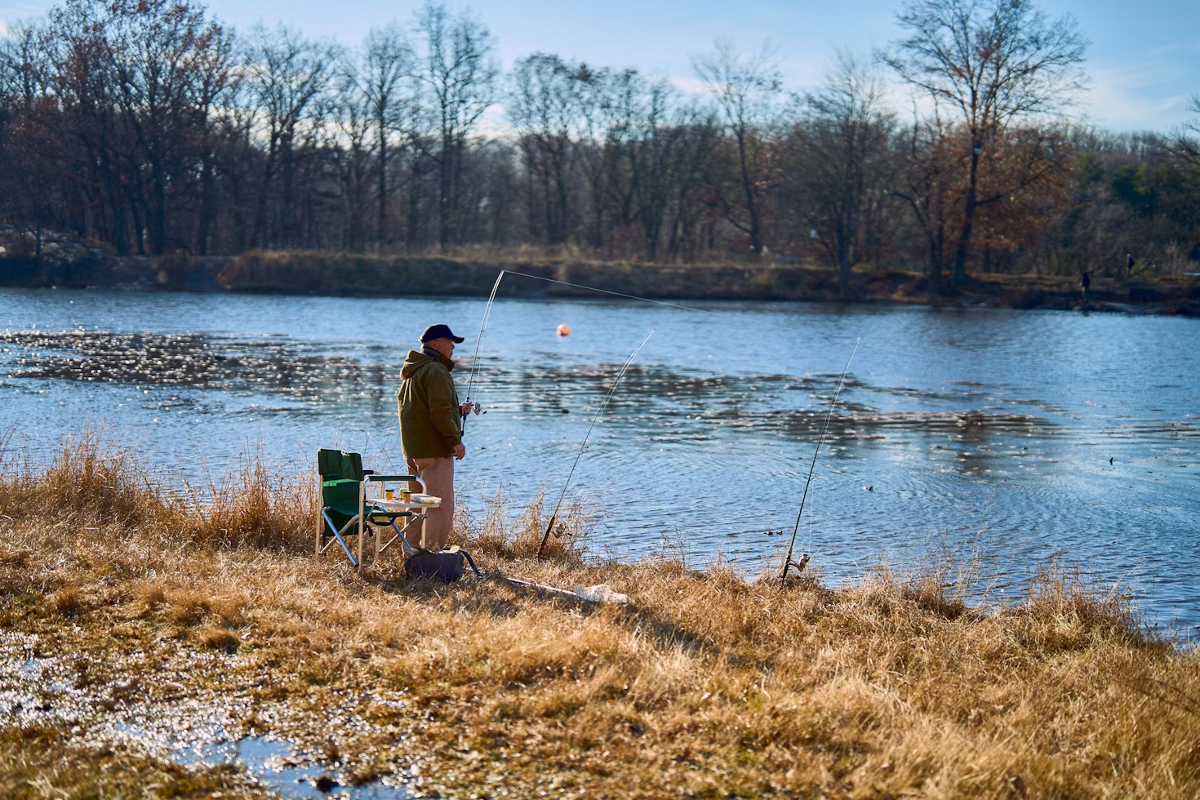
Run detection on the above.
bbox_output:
[1,0,1198,294]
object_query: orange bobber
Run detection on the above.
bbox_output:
[557,324,571,337]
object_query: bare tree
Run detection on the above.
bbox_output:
[694,40,781,257]
[188,16,236,255]
[108,0,233,254]
[626,79,684,260]
[413,1,497,248]
[330,55,373,250]
[508,53,584,245]
[0,22,59,273]
[884,0,1086,286]
[362,23,413,246]
[43,0,132,252]
[17,0,1200,277]
[892,111,958,292]
[0,23,44,112]
[664,112,719,261]
[1174,96,1200,170]
[242,23,335,248]
[572,65,619,250]
[789,53,895,296]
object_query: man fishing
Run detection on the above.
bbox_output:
[397,323,474,552]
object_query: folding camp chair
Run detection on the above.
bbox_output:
[316,448,429,569]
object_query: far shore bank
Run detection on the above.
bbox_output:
[2,243,1199,315]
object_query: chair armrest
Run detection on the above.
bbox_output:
[362,469,376,475]
[367,474,417,482]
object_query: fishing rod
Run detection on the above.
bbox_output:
[536,329,655,561]
[462,270,506,433]
[779,337,861,585]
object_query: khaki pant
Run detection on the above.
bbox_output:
[405,456,454,551]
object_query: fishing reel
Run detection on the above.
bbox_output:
[461,401,485,431]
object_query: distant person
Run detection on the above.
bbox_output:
[397,323,474,552]
[1126,253,1135,278]
[1081,271,1090,304]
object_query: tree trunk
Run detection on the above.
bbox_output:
[736,127,762,256]
[837,232,851,299]
[377,124,388,247]
[149,160,167,255]
[198,156,215,256]
[952,142,981,284]
[438,143,452,248]
[927,223,945,297]
[407,155,422,248]
[255,141,276,250]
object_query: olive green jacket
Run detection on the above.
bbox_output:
[397,348,462,459]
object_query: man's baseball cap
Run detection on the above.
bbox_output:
[420,323,465,344]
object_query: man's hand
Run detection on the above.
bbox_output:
[453,442,466,460]
[460,401,474,417]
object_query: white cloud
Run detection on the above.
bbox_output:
[475,103,511,139]
[1086,61,1196,131]
[777,55,827,96]
[665,75,708,98]
[0,3,39,26]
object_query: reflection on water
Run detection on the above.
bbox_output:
[2,288,1198,634]
[2,329,373,403]
[195,737,408,799]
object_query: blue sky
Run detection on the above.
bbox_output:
[2,0,1197,131]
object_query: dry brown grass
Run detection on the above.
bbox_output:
[2,435,1199,798]
[458,486,593,565]
[233,243,774,270]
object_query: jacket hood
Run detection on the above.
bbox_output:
[401,348,454,379]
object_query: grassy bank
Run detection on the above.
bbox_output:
[217,250,848,304]
[3,435,1200,798]
[3,236,1199,313]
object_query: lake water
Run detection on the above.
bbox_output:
[1,287,1197,634]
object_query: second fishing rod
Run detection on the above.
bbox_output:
[536,329,655,560]
[459,269,862,572]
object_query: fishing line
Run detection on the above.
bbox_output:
[780,337,861,584]
[500,269,733,316]
[536,329,656,561]
[462,267,731,432]
[463,267,875,420]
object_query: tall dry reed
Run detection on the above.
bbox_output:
[457,487,594,565]
[0,431,312,553]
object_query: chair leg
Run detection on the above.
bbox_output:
[316,474,323,558]
[377,516,421,557]
[321,509,360,568]
[357,485,365,571]
[357,514,364,570]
